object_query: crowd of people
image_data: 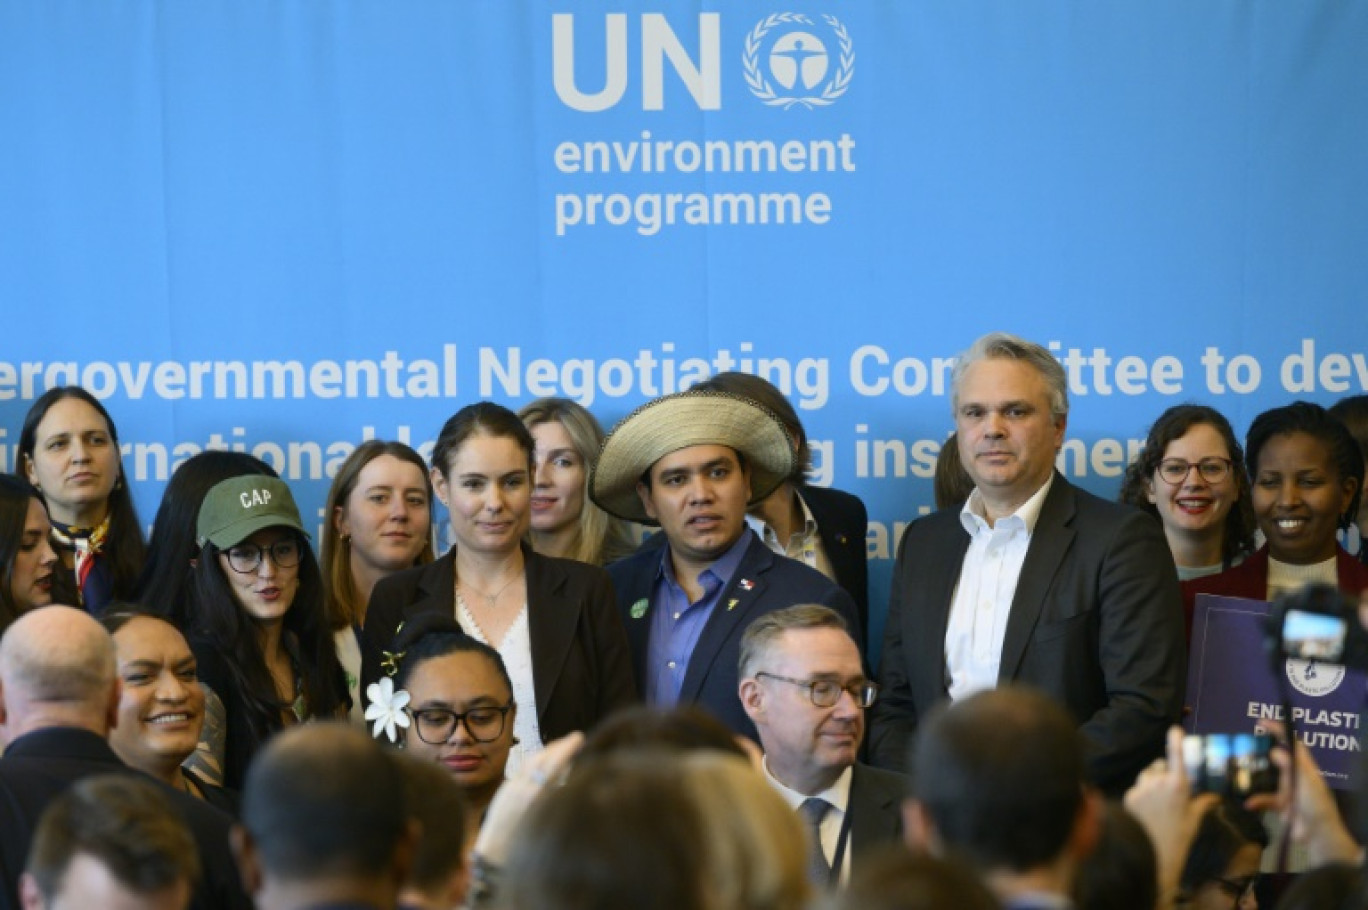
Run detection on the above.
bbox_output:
[2,332,1368,910]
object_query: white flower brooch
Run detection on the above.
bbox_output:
[364,676,412,743]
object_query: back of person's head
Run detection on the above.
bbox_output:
[20,774,199,910]
[907,686,1086,874]
[134,451,277,626]
[819,847,1000,910]
[393,752,470,909]
[1275,862,1363,910]
[933,433,975,511]
[694,372,811,482]
[506,750,808,910]
[576,704,748,763]
[0,605,117,735]
[1329,394,1368,461]
[1073,802,1157,910]
[237,723,409,888]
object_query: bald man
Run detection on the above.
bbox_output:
[0,606,249,910]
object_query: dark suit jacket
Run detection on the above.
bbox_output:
[608,533,860,740]
[869,474,1186,794]
[799,484,870,646]
[361,547,637,742]
[0,727,250,910]
[847,763,906,871]
[1181,545,1368,639]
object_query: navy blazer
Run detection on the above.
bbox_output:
[361,547,637,742]
[869,475,1186,794]
[608,533,860,740]
[0,727,250,910]
[800,484,870,647]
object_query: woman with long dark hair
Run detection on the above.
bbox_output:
[134,450,277,626]
[185,475,345,789]
[17,386,145,613]
[0,475,59,633]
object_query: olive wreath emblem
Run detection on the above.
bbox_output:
[743,13,854,110]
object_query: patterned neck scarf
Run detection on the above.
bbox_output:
[50,515,113,609]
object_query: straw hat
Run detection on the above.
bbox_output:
[590,390,795,524]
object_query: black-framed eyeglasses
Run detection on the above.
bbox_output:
[1157,457,1232,485]
[1214,874,1257,903]
[755,672,879,708]
[412,703,513,744]
[223,537,303,574]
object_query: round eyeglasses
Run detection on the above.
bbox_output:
[755,672,880,708]
[223,537,303,574]
[412,703,513,744]
[1157,457,1232,486]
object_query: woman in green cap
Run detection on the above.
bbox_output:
[184,474,346,790]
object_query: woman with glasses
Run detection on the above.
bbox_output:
[1121,405,1256,581]
[184,475,346,790]
[389,613,517,821]
[1183,402,1368,633]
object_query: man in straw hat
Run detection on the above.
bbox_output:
[591,389,859,740]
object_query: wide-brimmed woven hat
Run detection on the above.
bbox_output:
[590,389,795,524]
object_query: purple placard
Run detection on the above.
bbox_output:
[1187,594,1365,790]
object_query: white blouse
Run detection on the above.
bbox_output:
[457,596,544,775]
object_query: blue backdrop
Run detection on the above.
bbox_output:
[3,1,1365,653]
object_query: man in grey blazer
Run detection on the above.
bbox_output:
[739,604,904,888]
[869,332,1185,795]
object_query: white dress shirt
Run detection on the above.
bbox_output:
[762,758,854,884]
[945,475,1054,702]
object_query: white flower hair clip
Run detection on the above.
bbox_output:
[364,676,412,743]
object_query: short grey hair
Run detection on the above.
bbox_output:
[950,332,1069,420]
[738,604,850,680]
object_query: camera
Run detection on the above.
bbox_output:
[1268,584,1368,670]
[1182,732,1279,799]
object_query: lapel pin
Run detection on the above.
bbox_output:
[630,598,649,620]
[727,598,740,611]
[738,578,754,591]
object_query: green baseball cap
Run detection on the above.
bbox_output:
[197,475,308,549]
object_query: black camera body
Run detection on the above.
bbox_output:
[1267,583,1368,671]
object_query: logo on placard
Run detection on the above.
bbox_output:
[1286,658,1346,697]
[743,13,854,109]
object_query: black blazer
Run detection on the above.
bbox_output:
[0,727,250,910]
[848,763,907,871]
[800,484,870,645]
[608,533,860,740]
[361,547,637,743]
[869,474,1186,794]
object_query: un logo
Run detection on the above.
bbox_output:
[744,13,854,109]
